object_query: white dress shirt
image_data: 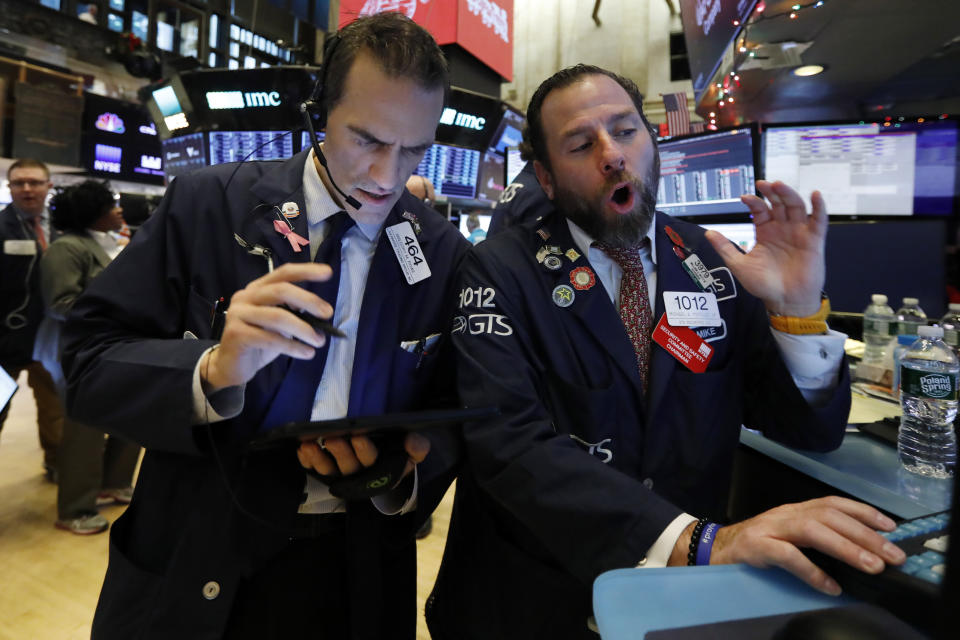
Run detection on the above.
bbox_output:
[566,216,847,568]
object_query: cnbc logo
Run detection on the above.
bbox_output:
[439,107,486,131]
[206,90,282,109]
[920,374,954,398]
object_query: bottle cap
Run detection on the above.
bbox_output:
[918,325,942,338]
[903,297,919,305]
[871,294,888,304]
[949,303,960,312]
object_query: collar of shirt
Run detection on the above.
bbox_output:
[301,147,381,257]
[565,213,659,308]
[86,227,120,256]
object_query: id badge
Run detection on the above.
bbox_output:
[663,291,722,327]
[652,314,714,373]
[385,221,431,284]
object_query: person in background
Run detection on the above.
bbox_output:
[0,159,62,481]
[428,64,904,638]
[78,3,98,25]
[38,180,140,535]
[465,212,487,245]
[487,143,554,237]
[406,173,436,207]
[62,13,467,639]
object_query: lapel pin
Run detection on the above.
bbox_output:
[543,255,563,271]
[565,248,581,262]
[280,202,300,219]
[402,211,422,235]
[570,266,596,291]
[552,284,575,308]
[273,219,309,252]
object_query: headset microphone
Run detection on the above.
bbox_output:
[300,101,362,210]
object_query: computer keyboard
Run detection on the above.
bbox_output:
[804,510,950,633]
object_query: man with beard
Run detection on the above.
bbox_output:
[427,65,905,639]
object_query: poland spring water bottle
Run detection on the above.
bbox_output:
[895,297,927,336]
[938,302,960,357]
[898,326,958,478]
[862,294,895,365]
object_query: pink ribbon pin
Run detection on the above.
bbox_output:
[273,219,309,252]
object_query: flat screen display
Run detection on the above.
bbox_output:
[435,88,502,150]
[488,106,525,154]
[208,131,295,165]
[162,132,207,181]
[699,222,756,253]
[763,120,959,216]
[459,213,492,244]
[300,129,325,152]
[81,93,164,185]
[476,152,506,203]
[506,147,525,185]
[414,143,480,200]
[657,127,756,216]
[679,0,758,99]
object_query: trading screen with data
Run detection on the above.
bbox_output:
[414,143,480,199]
[657,128,756,217]
[208,130,294,165]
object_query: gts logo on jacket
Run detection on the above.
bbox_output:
[569,435,613,463]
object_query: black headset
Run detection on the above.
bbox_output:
[299,33,362,210]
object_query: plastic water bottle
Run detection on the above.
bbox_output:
[862,294,895,364]
[895,297,927,336]
[898,326,958,478]
[939,303,960,357]
[891,335,918,399]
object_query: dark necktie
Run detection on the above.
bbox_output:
[595,241,652,392]
[33,216,47,251]
[262,211,355,430]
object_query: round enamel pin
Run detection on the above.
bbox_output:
[543,255,563,271]
[280,202,300,219]
[569,266,596,291]
[552,284,575,307]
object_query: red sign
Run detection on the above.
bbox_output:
[339,0,513,81]
[651,314,714,374]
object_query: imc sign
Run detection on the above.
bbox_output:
[205,91,283,109]
[339,0,513,81]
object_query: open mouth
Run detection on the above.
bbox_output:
[607,183,635,214]
[358,188,391,203]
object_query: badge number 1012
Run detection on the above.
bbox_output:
[663,291,722,327]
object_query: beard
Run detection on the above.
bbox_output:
[552,155,660,250]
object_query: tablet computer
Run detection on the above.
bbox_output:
[250,405,499,449]
[0,367,17,415]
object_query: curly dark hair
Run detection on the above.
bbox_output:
[49,180,116,233]
[321,12,449,115]
[522,64,657,171]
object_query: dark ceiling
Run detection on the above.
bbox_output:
[698,0,960,126]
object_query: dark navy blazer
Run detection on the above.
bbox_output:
[487,161,554,237]
[63,150,469,639]
[428,210,850,639]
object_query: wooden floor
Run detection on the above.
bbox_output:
[0,371,452,640]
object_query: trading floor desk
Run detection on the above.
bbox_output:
[592,393,953,639]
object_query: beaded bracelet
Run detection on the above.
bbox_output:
[687,517,708,566]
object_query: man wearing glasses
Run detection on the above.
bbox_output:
[0,159,62,481]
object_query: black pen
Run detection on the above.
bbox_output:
[289,307,347,339]
[211,297,227,339]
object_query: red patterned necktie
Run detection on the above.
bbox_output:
[595,241,652,392]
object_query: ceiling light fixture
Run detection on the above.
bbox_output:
[793,64,825,77]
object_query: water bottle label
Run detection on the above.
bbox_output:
[946,329,959,346]
[901,368,959,400]
[899,322,919,335]
[865,319,891,335]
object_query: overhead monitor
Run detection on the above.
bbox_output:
[162,132,207,181]
[145,76,194,139]
[208,131,295,165]
[476,152,506,203]
[763,120,959,216]
[414,143,481,200]
[488,105,525,154]
[699,222,756,253]
[81,92,164,185]
[435,88,502,150]
[679,0,758,100]
[300,129,325,152]
[656,127,756,217]
[506,147,525,185]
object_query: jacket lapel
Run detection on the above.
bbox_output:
[536,215,646,396]
[245,151,313,267]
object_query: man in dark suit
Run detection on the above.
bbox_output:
[427,65,906,638]
[63,13,467,639]
[0,158,62,480]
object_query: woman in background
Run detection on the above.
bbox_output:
[38,180,140,535]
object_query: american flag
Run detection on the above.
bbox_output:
[690,122,706,134]
[662,92,691,137]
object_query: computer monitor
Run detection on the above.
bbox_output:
[823,219,946,317]
[679,0,758,100]
[208,130,295,165]
[476,152,506,203]
[414,143,480,200]
[763,120,959,216]
[506,147,525,185]
[699,222,756,253]
[656,127,757,217]
[162,132,207,181]
[488,105,525,154]
[300,129,324,152]
[458,212,492,242]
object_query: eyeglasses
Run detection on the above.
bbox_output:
[8,179,48,189]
